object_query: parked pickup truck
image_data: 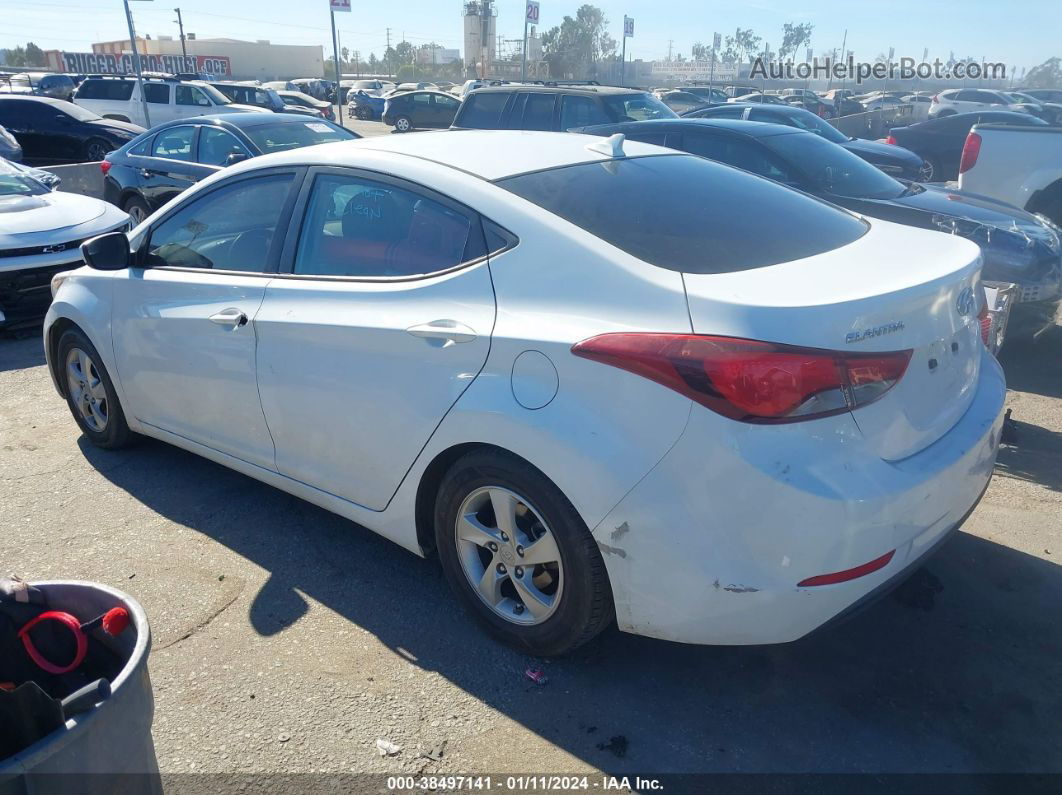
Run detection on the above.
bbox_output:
[72,75,268,127]
[958,123,1062,335]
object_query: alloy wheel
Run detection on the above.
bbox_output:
[86,141,109,161]
[396,117,411,132]
[65,347,109,432]
[455,486,563,626]
[918,160,934,182]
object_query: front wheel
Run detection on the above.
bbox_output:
[122,195,150,226]
[393,115,413,133]
[354,105,373,120]
[435,449,613,656]
[57,327,133,449]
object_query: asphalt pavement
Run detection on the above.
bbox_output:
[2,312,1060,784]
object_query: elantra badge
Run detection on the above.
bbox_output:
[846,321,905,344]
[955,286,976,317]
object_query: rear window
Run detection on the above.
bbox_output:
[76,79,134,101]
[242,120,355,153]
[457,92,509,128]
[497,154,867,274]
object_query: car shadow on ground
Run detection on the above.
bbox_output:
[80,433,1062,776]
[998,324,1062,400]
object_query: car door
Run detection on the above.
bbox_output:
[111,169,301,467]
[142,82,172,124]
[174,84,213,120]
[140,125,214,209]
[254,167,497,510]
[432,93,462,128]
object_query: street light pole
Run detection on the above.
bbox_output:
[123,0,151,128]
[521,15,529,81]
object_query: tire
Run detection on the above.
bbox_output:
[122,195,151,226]
[1030,182,1062,227]
[354,105,372,120]
[434,449,613,656]
[84,138,111,162]
[394,115,413,133]
[57,327,133,449]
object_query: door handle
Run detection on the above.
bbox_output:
[209,307,248,328]
[405,319,477,345]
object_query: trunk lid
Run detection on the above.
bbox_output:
[681,219,984,460]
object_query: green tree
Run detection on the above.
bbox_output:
[541,4,616,80]
[368,52,380,74]
[2,42,47,68]
[722,28,761,67]
[396,64,415,81]
[778,22,813,61]
[1024,57,1062,88]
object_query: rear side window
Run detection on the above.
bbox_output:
[509,92,556,130]
[498,154,867,274]
[458,92,509,128]
[143,83,170,104]
[76,79,134,101]
[151,126,195,160]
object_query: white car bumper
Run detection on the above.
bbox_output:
[593,349,1006,645]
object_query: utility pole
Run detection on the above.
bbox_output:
[174,7,188,62]
[386,28,392,77]
[122,0,150,128]
[329,5,344,125]
[667,40,673,63]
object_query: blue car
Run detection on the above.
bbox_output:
[348,91,385,120]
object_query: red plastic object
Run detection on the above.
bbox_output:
[18,611,89,675]
[797,550,896,587]
[101,606,130,636]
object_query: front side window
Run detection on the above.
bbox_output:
[680,132,795,184]
[602,93,677,121]
[176,85,210,107]
[293,173,478,278]
[497,154,867,274]
[763,131,905,200]
[146,174,293,271]
[151,126,195,161]
[198,127,251,166]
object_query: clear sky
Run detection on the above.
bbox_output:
[3,0,1059,73]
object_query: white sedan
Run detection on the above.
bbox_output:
[45,131,1005,655]
[1,159,127,329]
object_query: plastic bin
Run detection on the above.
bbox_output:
[0,581,160,795]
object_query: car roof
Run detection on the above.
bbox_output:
[163,111,322,130]
[582,117,802,139]
[247,129,675,181]
[0,94,67,108]
[468,84,645,96]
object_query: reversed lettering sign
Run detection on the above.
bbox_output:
[57,51,231,77]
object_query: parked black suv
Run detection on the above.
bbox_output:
[450,85,677,132]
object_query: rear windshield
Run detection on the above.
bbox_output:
[243,120,355,153]
[497,154,867,274]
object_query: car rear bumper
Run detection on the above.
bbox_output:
[592,348,1005,645]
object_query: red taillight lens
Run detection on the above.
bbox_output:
[931,94,939,103]
[885,134,897,145]
[959,132,981,174]
[99,159,111,175]
[572,334,912,423]
[978,301,991,347]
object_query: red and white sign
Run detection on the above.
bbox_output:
[49,51,231,77]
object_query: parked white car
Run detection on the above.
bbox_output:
[73,76,268,127]
[929,88,1030,119]
[0,158,127,328]
[46,131,1004,655]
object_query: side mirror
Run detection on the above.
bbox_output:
[225,152,248,166]
[81,231,130,271]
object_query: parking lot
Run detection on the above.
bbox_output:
[2,318,1059,779]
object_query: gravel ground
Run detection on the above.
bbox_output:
[2,313,1060,785]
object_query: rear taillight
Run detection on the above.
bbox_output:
[959,132,981,174]
[99,160,111,175]
[931,94,939,103]
[978,301,991,347]
[884,134,897,145]
[572,334,912,424]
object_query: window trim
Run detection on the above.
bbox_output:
[275,165,497,283]
[175,84,211,108]
[195,125,253,166]
[135,166,305,276]
[148,124,200,164]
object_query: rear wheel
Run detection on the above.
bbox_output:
[919,155,940,183]
[84,138,111,162]
[394,115,413,133]
[122,195,150,225]
[435,449,613,656]
[57,327,133,449]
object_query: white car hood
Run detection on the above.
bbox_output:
[0,191,106,235]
